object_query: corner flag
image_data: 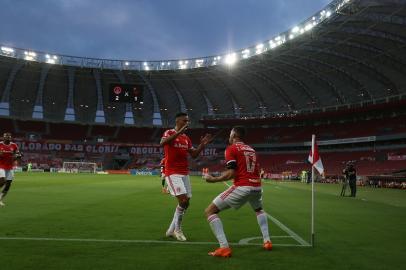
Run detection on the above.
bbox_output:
[308,135,324,175]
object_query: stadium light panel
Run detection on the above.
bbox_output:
[195,59,204,67]
[292,26,300,33]
[326,11,331,17]
[1,46,14,53]
[24,55,35,61]
[305,23,314,31]
[125,62,129,66]
[256,44,264,54]
[179,60,187,69]
[225,53,237,65]
[242,49,250,59]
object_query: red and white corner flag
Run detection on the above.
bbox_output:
[308,135,324,175]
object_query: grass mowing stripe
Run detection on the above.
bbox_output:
[0,236,304,247]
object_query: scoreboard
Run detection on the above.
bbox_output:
[109,84,143,103]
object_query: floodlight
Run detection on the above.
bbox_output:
[242,49,250,59]
[256,44,264,54]
[225,53,237,65]
[292,26,300,33]
[1,46,14,53]
[305,23,314,31]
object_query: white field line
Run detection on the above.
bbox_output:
[0,236,305,247]
[222,181,311,247]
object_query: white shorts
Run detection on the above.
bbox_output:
[165,174,192,198]
[213,185,263,210]
[0,169,14,181]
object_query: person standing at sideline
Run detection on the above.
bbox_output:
[343,162,357,197]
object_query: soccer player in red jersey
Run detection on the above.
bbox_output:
[203,126,272,257]
[0,133,22,207]
[161,112,212,241]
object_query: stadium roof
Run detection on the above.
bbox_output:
[1,0,406,126]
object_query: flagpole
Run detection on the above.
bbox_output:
[311,134,315,247]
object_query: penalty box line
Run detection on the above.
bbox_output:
[0,236,305,247]
[222,182,311,247]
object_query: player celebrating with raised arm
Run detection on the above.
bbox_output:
[203,126,272,257]
[161,112,212,241]
[0,132,22,207]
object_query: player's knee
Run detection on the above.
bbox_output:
[205,205,219,217]
[255,207,263,213]
[179,197,190,209]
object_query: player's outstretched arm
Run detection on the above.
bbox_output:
[160,125,189,146]
[188,133,213,158]
[204,169,235,183]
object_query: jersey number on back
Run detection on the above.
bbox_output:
[244,151,256,173]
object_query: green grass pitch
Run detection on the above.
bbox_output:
[0,173,405,270]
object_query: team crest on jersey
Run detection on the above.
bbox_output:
[176,187,181,193]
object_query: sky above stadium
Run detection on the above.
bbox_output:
[1,0,331,60]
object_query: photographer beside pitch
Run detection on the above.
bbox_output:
[0,132,22,207]
[161,112,212,241]
[343,162,357,197]
[203,126,272,258]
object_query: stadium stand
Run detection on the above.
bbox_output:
[0,0,405,185]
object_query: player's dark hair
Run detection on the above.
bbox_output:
[175,112,188,118]
[232,126,246,140]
